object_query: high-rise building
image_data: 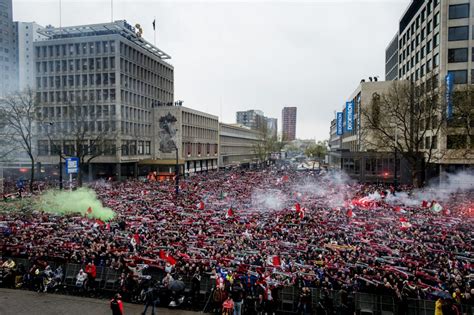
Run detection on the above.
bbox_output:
[236,110,265,130]
[34,20,174,178]
[14,22,47,91]
[386,0,474,172]
[0,0,17,96]
[385,33,398,81]
[282,107,297,141]
[266,117,278,138]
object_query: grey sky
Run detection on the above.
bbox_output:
[13,0,410,140]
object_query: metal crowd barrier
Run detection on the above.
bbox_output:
[2,257,473,314]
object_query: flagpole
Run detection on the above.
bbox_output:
[154,16,156,46]
[111,0,114,22]
[59,0,62,31]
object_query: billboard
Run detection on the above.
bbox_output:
[336,112,343,135]
[346,100,354,132]
[445,72,454,120]
[66,157,79,174]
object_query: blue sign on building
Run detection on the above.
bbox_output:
[65,157,79,174]
[336,112,343,135]
[346,100,354,132]
[445,72,454,119]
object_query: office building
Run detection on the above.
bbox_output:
[328,81,412,184]
[236,109,277,138]
[236,110,265,130]
[14,22,47,91]
[140,105,219,176]
[219,123,263,168]
[386,0,474,172]
[34,20,174,179]
[0,0,17,96]
[282,107,297,141]
[385,33,399,81]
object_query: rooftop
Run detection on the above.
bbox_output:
[37,20,171,60]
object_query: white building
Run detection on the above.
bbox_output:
[14,22,47,91]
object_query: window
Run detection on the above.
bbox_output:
[434,12,440,27]
[427,20,432,33]
[448,70,468,84]
[449,4,469,19]
[449,26,469,41]
[38,140,49,156]
[447,135,467,149]
[425,137,430,149]
[449,48,468,63]
[434,33,439,47]
[433,53,439,67]
[431,136,437,149]
[426,40,432,53]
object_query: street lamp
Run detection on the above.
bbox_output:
[393,125,398,189]
[175,143,179,196]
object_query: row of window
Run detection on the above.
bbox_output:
[183,111,219,130]
[184,142,218,156]
[399,0,439,49]
[120,72,172,100]
[35,41,116,59]
[120,121,152,137]
[39,104,117,119]
[183,125,219,140]
[121,140,152,156]
[35,57,116,74]
[119,42,172,79]
[120,90,173,108]
[36,89,117,104]
[38,120,117,134]
[36,73,116,89]
[120,58,172,88]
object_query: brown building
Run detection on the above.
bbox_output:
[282,107,297,141]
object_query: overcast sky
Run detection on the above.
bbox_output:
[13,0,410,140]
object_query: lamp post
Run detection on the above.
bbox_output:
[393,126,398,189]
[175,144,179,195]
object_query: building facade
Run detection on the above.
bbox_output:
[236,110,265,130]
[0,0,17,97]
[387,0,474,172]
[140,105,218,176]
[385,33,399,81]
[266,117,278,138]
[14,22,47,91]
[282,107,297,141]
[34,21,174,179]
[219,123,262,168]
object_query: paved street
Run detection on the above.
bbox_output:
[0,289,198,315]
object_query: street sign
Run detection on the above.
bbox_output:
[65,157,79,174]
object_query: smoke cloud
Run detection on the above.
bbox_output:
[36,188,116,221]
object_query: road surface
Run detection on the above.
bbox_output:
[0,288,198,315]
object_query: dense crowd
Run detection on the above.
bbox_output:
[1,169,474,314]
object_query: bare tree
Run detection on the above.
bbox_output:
[361,80,444,187]
[252,123,284,165]
[0,88,40,191]
[41,100,119,186]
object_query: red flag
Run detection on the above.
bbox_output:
[159,250,177,265]
[272,256,281,267]
[346,208,353,218]
[95,219,105,226]
[86,207,92,214]
[294,203,301,212]
[133,233,140,245]
[421,200,429,208]
[196,201,205,210]
[226,208,234,218]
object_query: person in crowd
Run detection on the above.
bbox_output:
[110,293,124,315]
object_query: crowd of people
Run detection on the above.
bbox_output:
[1,168,474,314]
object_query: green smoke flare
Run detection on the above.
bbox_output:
[36,188,116,221]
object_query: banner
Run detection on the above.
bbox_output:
[336,112,343,135]
[445,72,454,119]
[346,100,354,132]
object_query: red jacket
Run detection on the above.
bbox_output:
[85,264,96,278]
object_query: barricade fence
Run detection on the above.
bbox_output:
[1,257,473,314]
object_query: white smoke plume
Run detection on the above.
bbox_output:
[251,188,288,211]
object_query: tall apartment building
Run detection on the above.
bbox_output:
[34,21,174,178]
[386,0,474,172]
[282,107,297,141]
[14,22,47,91]
[0,0,17,97]
[266,117,278,138]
